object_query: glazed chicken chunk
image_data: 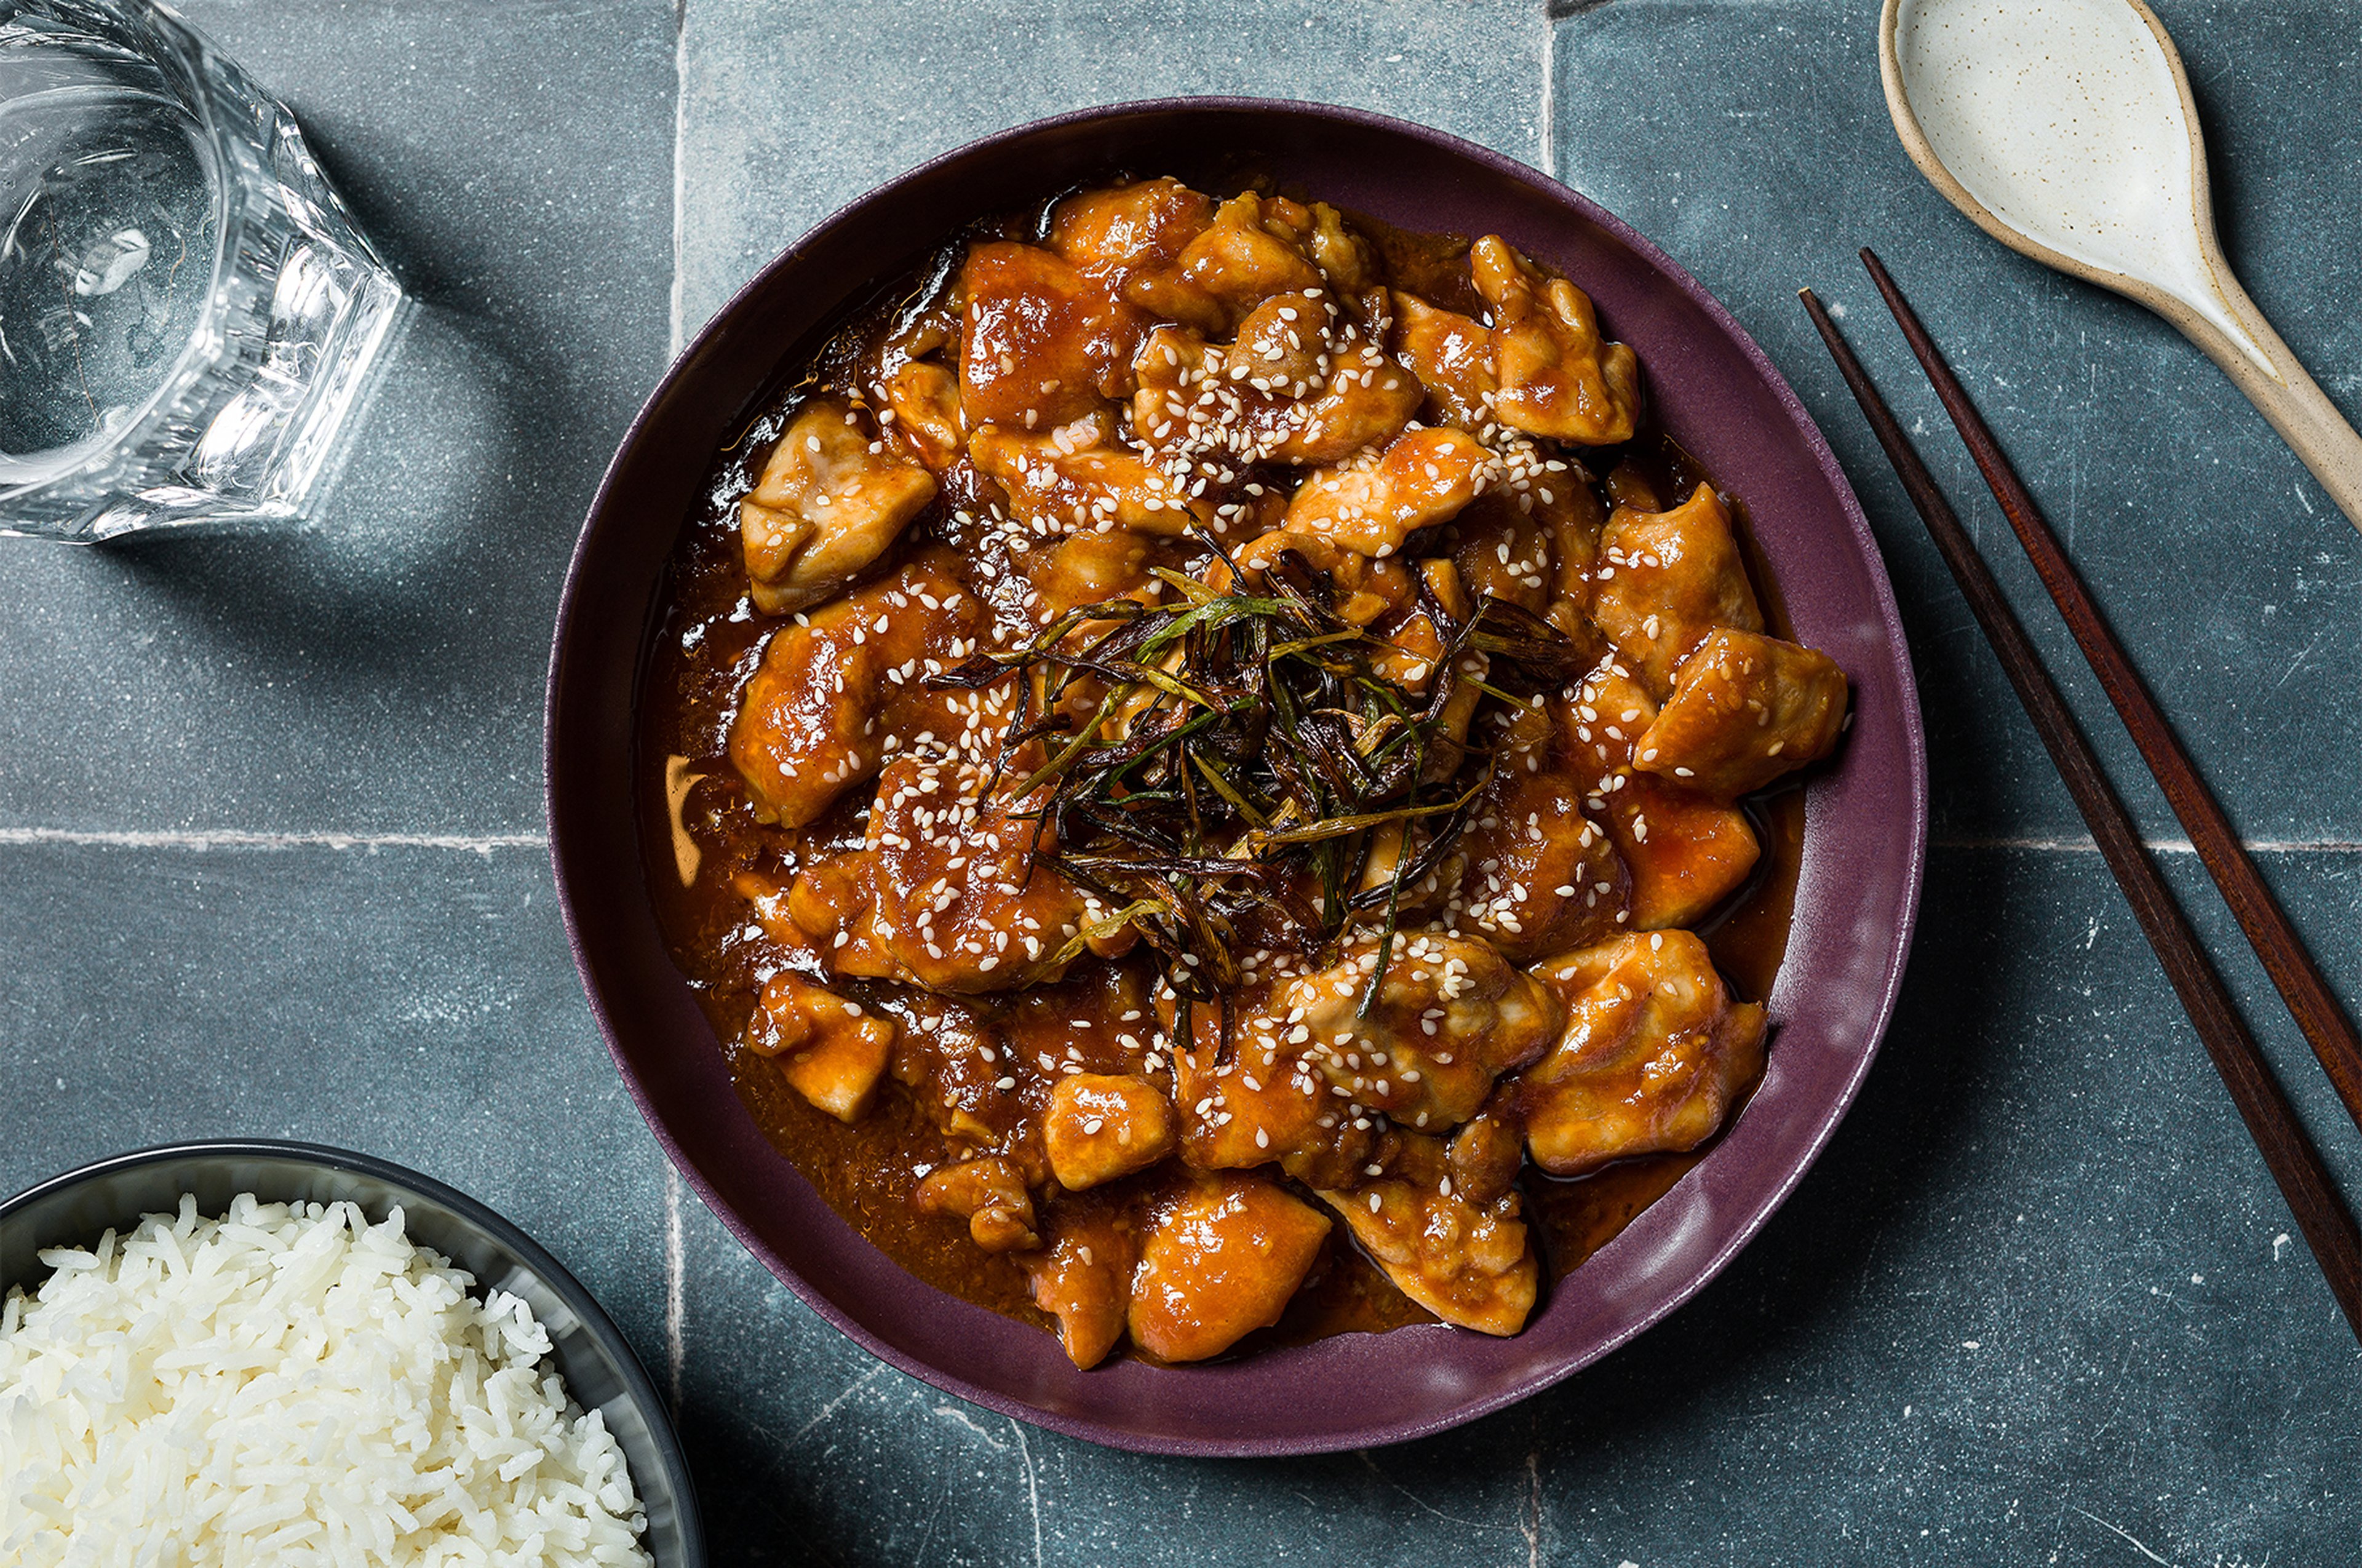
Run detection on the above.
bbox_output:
[1050,176,1215,277]
[1023,1204,1139,1368]
[1588,484,1765,698]
[1392,290,1499,431]
[1127,1173,1330,1363]
[1283,426,1496,557]
[727,551,996,828]
[1564,657,1760,929]
[1513,929,1768,1176]
[915,1156,1040,1253]
[787,755,1092,994]
[960,240,1143,428]
[741,397,937,615]
[1267,933,1560,1132]
[1044,1073,1177,1190]
[1470,235,1642,446]
[740,971,897,1123]
[971,417,1217,538]
[1636,627,1850,800]
[1314,1131,1538,1336]
[1447,758,1631,959]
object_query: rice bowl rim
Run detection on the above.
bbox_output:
[0,1137,706,1568]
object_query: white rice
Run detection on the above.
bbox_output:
[0,1193,654,1567]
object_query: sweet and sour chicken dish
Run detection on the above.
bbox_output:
[642,177,1851,1368]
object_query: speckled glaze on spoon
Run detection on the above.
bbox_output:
[1881,0,2362,534]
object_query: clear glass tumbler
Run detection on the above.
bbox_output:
[0,0,406,538]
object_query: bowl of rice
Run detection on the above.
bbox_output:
[0,1140,702,1567]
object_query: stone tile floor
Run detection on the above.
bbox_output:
[4,1,2358,1562]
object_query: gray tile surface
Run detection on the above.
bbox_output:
[7,1,2362,1564]
[0,0,677,836]
[675,0,1549,331]
[0,842,670,1377]
[1553,0,2362,848]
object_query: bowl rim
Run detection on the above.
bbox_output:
[547,94,1929,1456]
[0,1137,706,1560]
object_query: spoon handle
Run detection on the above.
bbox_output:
[2164,266,2362,535]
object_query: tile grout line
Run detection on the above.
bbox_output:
[1538,1,1557,180]
[0,827,548,851]
[668,0,688,360]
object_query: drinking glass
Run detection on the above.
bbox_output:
[0,0,406,538]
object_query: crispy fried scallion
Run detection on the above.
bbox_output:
[934,535,1587,1018]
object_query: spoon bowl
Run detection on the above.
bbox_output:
[1881,0,2362,533]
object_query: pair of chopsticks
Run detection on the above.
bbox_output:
[1803,253,2362,1343]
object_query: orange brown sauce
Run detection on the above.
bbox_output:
[635,180,1819,1360]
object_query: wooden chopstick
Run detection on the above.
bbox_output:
[1858,247,2362,1139]
[1799,285,2362,1343]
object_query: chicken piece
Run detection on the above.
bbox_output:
[971,420,1217,538]
[1450,490,1554,618]
[1127,1173,1330,1362]
[1283,427,1495,557]
[1167,1008,1375,1188]
[1271,933,1559,1133]
[1635,627,1848,801]
[1534,451,1610,636]
[740,397,937,615]
[1314,1132,1538,1336]
[1231,290,1332,397]
[1589,485,1765,698]
[1563,659,1760,929]
[1300,207,1369,294]
[1050,177,1214,276]
[1148,192,1327,330]
[915,1156,1040,1252]
[1445,1109,1526,1208]
[789,755,1092,994]
[877,995,1032,1152]
[1449,764,1631,960]
[1513,929,1768,1176]
[1392,290,1498,430]
[1020,527,1162,619]
[877,360,966,473]
[1230,528,1414,626]
[960,241,1143,428]
[1603,773,1760,929]
[1022,1204,1139,1368]
[1044,1074,1176,1190]
[740,972,897,1123]
[1262,333,1425,465]
[727,552,995,828]
[1469,235,1640,446]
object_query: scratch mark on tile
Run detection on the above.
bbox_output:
[663,1165,685,1415]
[1011,1416,1044,1568]
[2073,1505,2173,1564]
[2272,627,2326,692]
[933,1404,1009,1449]
[1356,1450,1501,1529]
[789,1363,888,1448]
[1931,834,2362,855]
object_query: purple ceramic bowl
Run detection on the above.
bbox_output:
[546,98,1927,1457]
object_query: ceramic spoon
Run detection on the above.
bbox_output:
[1880,0,2362,535]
